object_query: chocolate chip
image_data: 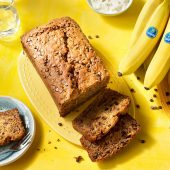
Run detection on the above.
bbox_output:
[95,35,100,38]
[166,92,170,96]
[158,106,162,109]
[117,72,122,77]
[88,36,92,39]
[154,89,158,92]
[136,104,140,109]
[58,122,63,126]
[74,156,84,163]
[150,99,154,102]
[151,106,158,110]
[137,76,140,80]
[153,94,157,98]
[144,87,150,90]
[140,139,146,144]
[166,101,170,105]
[130,88,135,93]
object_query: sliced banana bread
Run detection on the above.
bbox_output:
[21,17,110,117]
[72,88,130,142]
[0,108,26,146]
[80,114,140,162]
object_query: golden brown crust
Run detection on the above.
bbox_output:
[80,114,140,162]
[0,108,26,146]
[21,17,110,116]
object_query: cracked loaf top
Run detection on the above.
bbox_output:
[21,17,110,116]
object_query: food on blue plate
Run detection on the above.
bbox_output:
[0,108,26,146]
[21,17,110,117]
[80,114,140,162]
[72,88,130,142]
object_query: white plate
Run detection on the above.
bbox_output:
[0,96,35,166]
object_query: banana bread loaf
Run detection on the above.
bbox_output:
[72,89,130,142]
[80,114,140,162]
[21,17,110,117]
[0,108,26,146]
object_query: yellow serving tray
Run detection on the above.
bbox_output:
[1,0,170,169]
[18,51,135,145]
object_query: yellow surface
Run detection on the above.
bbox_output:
[0,0,170,170]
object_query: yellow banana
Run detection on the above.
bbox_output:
[129,0,163,47]
[118,0,170,76]
[143,47,156,71]
[144,17,170,88]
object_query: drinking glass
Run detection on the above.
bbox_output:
[0,0,20,38]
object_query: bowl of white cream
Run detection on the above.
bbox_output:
[87,0,133,16]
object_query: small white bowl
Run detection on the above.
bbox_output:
[87,0,133,16]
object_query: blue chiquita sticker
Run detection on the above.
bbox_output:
[164,32,170,43]
[146,27,158,38]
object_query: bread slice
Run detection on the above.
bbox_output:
[80,114,140,162]
[21,17,110,117]
[0,108,26,146]
[72,89,130,142]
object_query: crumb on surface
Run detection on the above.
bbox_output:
[140,139,146,144]
[130,88,135,93]
[88,35,92,39]
[150,99,154,102]
[58,122,63,126]
[48,141,51,144]
[74,156,84,163]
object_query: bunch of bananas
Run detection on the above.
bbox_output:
[118,0,170,89]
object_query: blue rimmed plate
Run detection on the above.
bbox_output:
[0,96,35,166]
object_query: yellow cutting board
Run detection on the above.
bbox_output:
[1,0,170,170]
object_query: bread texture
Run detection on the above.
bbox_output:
[72,89,130,142]
[80,114,140,162]
[21,17,110,117]
[0,108,26,146]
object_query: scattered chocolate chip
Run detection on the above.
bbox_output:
[74,156,84,163]
[151,106,158,110]
[158,106,162,109]
[154,89,158,92]
[137,76,140,80]
[153,94,157,98]
[136,104,140,109]
[110,81,113,84]
[144,87,150,90]
[95,35,100,38]
[130,88,135,93]
[166,101,170,105]
[166,92,170,96]
[36,148,40,151]
[140,139,146,144]
[117,72,122,77]
[88,36,92,39]
[57,139,60,142]
[48,141,51,144]
[150,99,154,102]
[58,122,63,126]
[54,147,58,149]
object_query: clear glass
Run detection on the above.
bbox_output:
[0,0,20,38]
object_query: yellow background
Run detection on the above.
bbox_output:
[0,0,170,170]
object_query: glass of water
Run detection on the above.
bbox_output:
[0,0,20,38]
